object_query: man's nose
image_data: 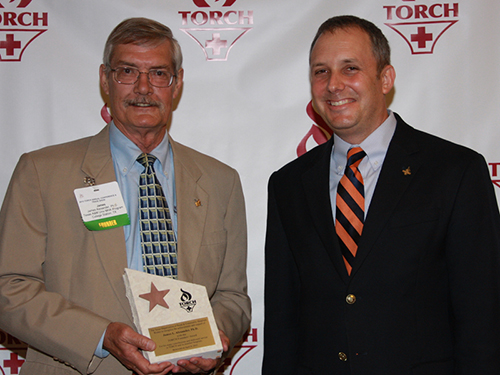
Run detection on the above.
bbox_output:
[134,72,153,94]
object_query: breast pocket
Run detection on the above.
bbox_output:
[381,207,441,259]
[200,230,227,247]
[412,358,453,375]
[388,207,439,229]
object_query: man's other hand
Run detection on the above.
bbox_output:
[103,322,174,375]
[170,330,230,374]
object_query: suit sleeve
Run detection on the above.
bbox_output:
[209,169,251,349]
[0,153,110,374]
[445,152,500,372]
[262,174,300,374]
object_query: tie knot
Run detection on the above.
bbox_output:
[346,147,366,167]
[137,153,157,168]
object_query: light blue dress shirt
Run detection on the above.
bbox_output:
[330,110,397,219]
[95,122,177,358]
[109,122,177,270]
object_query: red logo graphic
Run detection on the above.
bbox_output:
[193,0,236,7]
[489,162,500,189]
[179,0,253,61]
[297,101,333,157]
[1,353,24,375]
[0,0,32,8]
[0,0,48,62]
[0,329,27,375]
[383,0,458,54]
[217,328,258,375]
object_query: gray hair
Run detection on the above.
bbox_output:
[103,17,183,75]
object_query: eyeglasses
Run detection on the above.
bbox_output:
[109,66,176,87]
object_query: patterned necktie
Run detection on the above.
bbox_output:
[336,147,366,275]
[137,153,178,279]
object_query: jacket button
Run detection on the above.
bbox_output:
[338,352,348,361]
[346,294,356,304]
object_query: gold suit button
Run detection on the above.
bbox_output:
[338,352,348,361]
[346,294,356,304]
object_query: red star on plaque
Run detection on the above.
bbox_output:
[139,282,170,312]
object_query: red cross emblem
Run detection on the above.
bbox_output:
[385,20,458,54]
[3,352,25,374]
[0,34,21,56]
[411,26,433,48]
[0,30,48,62]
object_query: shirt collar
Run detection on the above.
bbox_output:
[332,110,397,174]
[109,121,171,176]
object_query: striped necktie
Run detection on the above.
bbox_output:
[137,153,178,279]
[336,147,366,275]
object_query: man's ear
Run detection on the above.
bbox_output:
[99,64,110,95]
[380,64,396,95]
[173,68,184,99]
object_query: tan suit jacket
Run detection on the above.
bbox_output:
[0,125,251,374]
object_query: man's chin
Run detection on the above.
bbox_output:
[324,117,357,132]
[127,113,165,127]
[115,117,167,132]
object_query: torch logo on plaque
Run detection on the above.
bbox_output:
[179,288,197,313]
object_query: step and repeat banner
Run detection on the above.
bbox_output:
[1,0,499,374]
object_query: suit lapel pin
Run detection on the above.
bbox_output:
[194,199,202,207]
[402,167,411,176]
[84,176,96,186]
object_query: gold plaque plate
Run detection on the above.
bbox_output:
[150,317,216,356]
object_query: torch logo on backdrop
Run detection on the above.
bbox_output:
[216,328,258,375]
[0,0,48,62]
[0,329,26,375]
[178,0,253,61]
[489,163,500,191]
[383,0,458,54]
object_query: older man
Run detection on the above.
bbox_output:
[0,17,250,375]
[263,15,500,374]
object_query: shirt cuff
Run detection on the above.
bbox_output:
[94,329,110,358]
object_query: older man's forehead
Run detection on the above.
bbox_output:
[110,42,173,68]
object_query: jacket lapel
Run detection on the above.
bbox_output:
[169,137,208,282]
[350,117,422,277]
[80,125,132,321]
[301,138,350,284]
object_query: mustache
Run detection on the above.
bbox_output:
[124,97,162,107]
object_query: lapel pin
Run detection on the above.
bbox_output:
[194,199,202,207]
[402,167,411,176]
[84,176,96,186]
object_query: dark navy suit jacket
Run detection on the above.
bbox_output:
[263,114,500,375]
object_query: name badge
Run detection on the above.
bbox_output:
[74,181,130,231]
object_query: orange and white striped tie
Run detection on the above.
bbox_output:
[336,147,366,275]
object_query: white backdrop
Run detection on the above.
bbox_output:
[1,0,500,374]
